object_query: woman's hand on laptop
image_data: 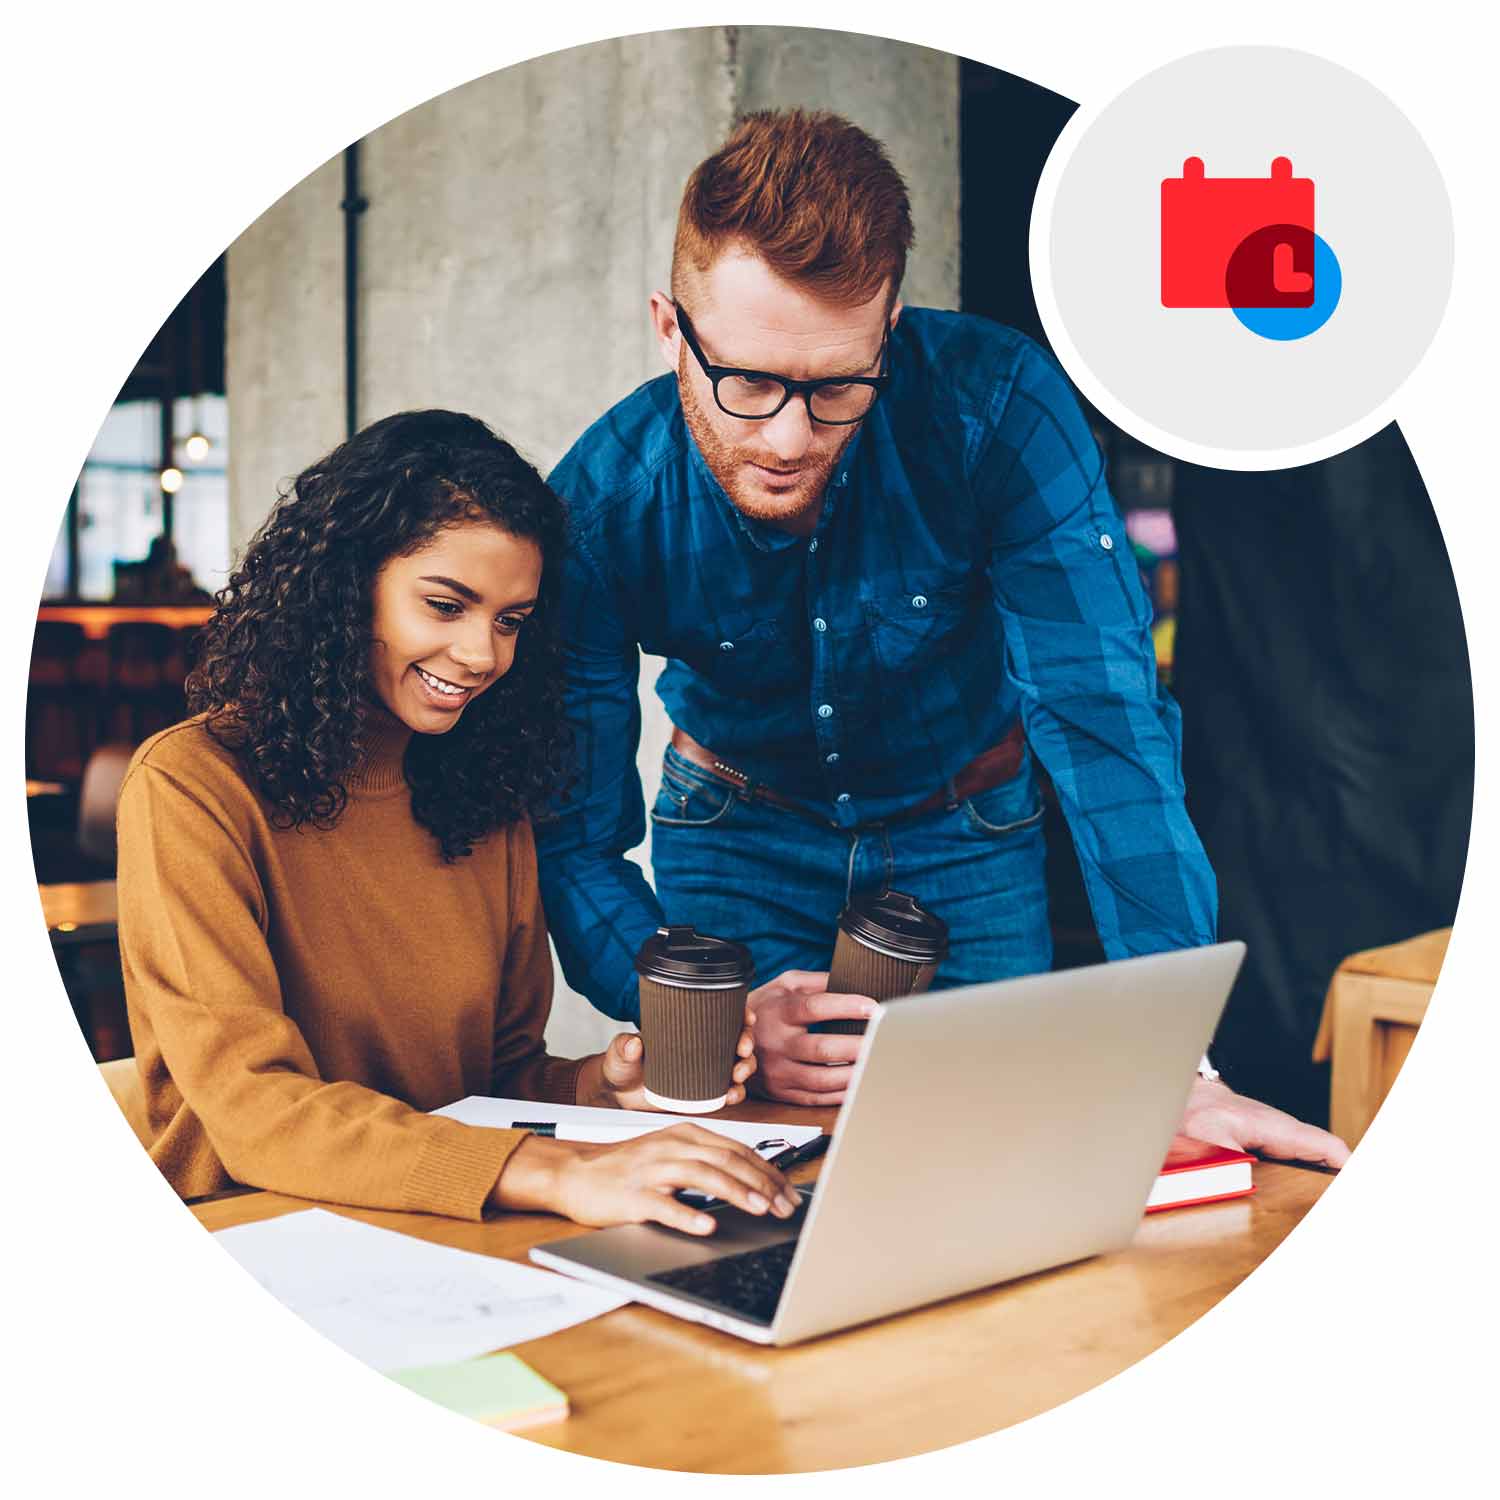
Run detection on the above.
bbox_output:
[1181,1077,1352,1168]
[491,1124,800,1235]
[746,970,879,1106]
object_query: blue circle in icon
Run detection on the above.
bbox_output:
[1232,233,1342,341]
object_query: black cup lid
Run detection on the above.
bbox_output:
[634,925,754,986]
[839,888,949,963]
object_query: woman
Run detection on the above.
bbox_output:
[117,409,795,1233]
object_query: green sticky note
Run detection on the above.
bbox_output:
[388,1352,569,1431]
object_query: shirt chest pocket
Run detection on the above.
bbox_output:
[864,576,982,676]
[674,618,801,702]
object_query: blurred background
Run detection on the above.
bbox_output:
[27,26,1471,1136]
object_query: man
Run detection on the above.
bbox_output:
[538,108,1347,1165]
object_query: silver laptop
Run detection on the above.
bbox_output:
[530,942,1245,1346]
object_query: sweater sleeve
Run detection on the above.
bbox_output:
[118,759,527,1219]
[491,818,587,1105]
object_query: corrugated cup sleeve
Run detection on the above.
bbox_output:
[638,978,747,1101]
[815,931,938,1035]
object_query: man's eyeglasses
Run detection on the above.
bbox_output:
[674,303,890,426]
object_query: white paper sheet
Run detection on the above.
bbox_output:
[214,1208,626,1372]
[432,1094,822,1154]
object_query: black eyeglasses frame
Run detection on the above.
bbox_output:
[673,302,891,427]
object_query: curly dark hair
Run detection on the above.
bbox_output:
[186,409,572,860]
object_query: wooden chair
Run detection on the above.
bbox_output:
[99,1056,151,1149]
[1312,928,1448,1147]
[27,620,88,780]
[105,622,180,743]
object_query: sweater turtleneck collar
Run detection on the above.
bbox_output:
[348,709,414,795]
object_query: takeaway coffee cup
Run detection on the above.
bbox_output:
[634,925,754,1112]
[811,888,949,1036]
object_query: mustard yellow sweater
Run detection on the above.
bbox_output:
[117,713,582,1218]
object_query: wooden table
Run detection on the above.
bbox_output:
[38,879,118,939]
[39,879,120,1054]
[1313,928,1447,1148]
[192,1101,1330,1473]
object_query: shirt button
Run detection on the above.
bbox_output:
[808,538,819,553]
[826,752,840,765]
[719,640,735,651]
[836,793,851,804]
[813,617,827,632]
[817,704,834,719]
[912,594,928,609]
[839,472,848,485]
[1099,533,1114,551]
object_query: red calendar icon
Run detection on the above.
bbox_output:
[1161,156,1316,309]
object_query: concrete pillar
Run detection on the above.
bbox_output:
[356,28,731,477]
[225,157,344,554]
[224,26,961,1057]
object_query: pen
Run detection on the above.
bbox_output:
[514,1121,669,1142]
[767,1135,831,1172]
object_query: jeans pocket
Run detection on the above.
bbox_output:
[961,777,1044,837]
[651,754,738,828]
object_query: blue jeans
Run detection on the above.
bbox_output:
[649,743,1053,991]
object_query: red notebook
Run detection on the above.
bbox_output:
[1145,1135,1255,1213]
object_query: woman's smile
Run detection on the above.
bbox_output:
[412,663,478,707]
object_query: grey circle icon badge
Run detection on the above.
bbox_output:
[1031,46,1454,469]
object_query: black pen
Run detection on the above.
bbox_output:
[768,1135,831,1172]
[674,1134,831,1211]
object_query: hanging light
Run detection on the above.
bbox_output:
[160,466,184,494]
[182,384,212,462]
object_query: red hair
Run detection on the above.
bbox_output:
[671,109,914,307]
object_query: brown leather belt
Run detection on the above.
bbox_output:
[668,720,1026,827]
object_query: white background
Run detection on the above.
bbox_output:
[2,3,1492,1495]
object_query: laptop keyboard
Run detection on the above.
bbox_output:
[648,1238,798,1327]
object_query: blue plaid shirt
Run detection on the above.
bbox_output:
[539,308,1217,1019]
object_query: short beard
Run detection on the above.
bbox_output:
[677,355,856,533]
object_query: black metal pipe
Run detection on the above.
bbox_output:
[341,142,369,439]
[159,368,175,541]
[65,480,80,597]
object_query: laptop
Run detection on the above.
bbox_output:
[530,942,1245,1346]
